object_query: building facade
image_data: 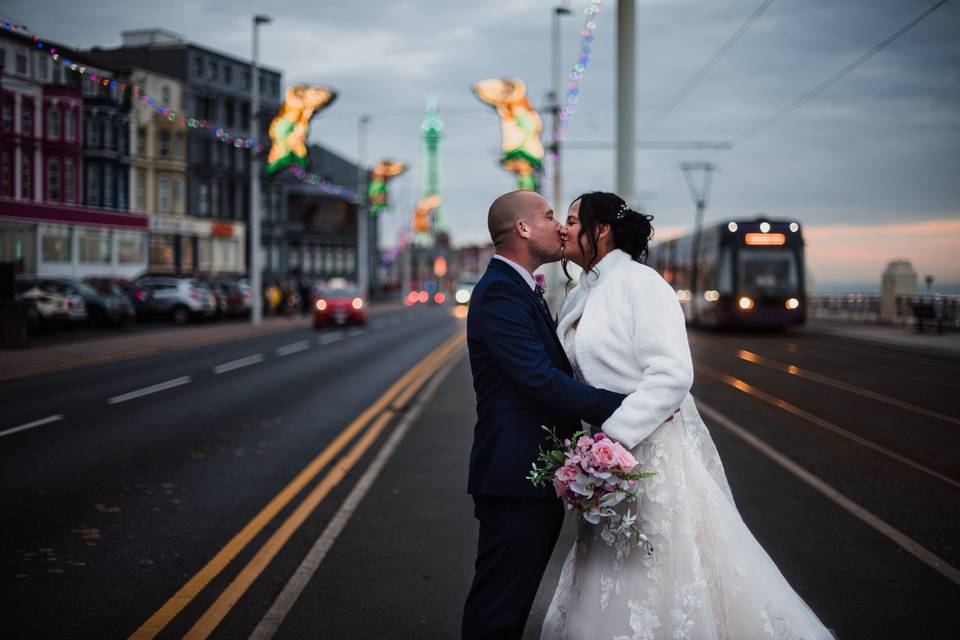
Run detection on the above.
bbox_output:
[0,28,148,278]
[91,29,281,276]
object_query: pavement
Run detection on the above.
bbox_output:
[807,318,960,356]
[0,301,405,381]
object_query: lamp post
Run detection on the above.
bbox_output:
[616,0,636,204]
[547,4,571,309]
[357,114,370,300]
[250,14,271,326]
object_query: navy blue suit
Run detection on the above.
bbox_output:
[462,258,625,639]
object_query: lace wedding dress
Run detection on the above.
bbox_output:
[541,250,832,640]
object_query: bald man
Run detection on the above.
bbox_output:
[462,191,626,640]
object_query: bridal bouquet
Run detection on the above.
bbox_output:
[528,427,656,552]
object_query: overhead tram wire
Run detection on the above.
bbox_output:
[639,0,778,137]
[732,0,952,144]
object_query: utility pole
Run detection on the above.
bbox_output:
[250,14,271,326]
[546,4,571,309]
[681,161,715,297]
[616,0,636,204]
[357,114,370,299]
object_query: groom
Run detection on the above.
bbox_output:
[462,191,626,639]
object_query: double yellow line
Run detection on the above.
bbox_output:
[129,329,466,640]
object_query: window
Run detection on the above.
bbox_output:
[118,127,127,154]
[159,130,171,158]
[2,96,13,131]
[240,101,250,130]
[118,231,145,263]
[174,134,184,160]
[41,225,72,261]
[87,165,100,206]
[104,165,114,208]
[47,105,60,140]
[243,70,251,90]
[87,118,100,148]
[198,182,209,215]
[173,178,182,208]
[64,109,75,141]
[1,150,11,196]
[79,228,111,263]
[289,244,300,270]
[225,98,235,128]
[150,235,175,268]
[159,176,169,212]
[161,85,171,106]
[211,180,219,215]
[21,99,34,137]
[224,64,232,84]
[135,170,145,211]
[271,77,279,98]
[208,59,218,81]
[47,158,60,201]
[21,155,32,200]
[117,172,127,210]
[104,120,114,149]
[38,55,49,81]
[16,51,27,75]
[194,55,204,78]
[64,159,75,202]
[136,126,146,155]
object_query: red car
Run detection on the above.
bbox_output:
[313,286,367,328]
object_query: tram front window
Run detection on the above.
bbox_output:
[738,248,799,294]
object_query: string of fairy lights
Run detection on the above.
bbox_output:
[545,0,605,183]
[4,21,359,202]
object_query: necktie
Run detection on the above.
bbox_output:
[534,284,556,328]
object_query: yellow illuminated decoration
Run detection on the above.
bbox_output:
[267,85,337,174]
[368,160,407,215]
[413,194,442,233]
[473,78,544,191]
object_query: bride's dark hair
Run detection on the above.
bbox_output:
[562,191,655,280]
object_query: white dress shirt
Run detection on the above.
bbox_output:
[492,254,538,292]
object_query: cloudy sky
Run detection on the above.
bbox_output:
[5,0,959,285]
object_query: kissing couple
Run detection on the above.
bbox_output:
[461,190,833,639]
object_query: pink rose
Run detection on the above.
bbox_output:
[576,435,594,450]
[612,443,638,470]
[555,464,580,484]
[594,432,607,441]
[588,439,618,469]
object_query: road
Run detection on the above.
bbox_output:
[3,315,959,639]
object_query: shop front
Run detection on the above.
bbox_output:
[0,198,149,278]
[148,214,246,276]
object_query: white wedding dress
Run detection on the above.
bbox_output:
[541,249,832,640]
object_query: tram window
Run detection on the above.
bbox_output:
[718,248,733,294]
[739,248,798,290]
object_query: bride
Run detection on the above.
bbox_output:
[540,192,833,640]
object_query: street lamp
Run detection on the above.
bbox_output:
[546,4,571,309]
[250,14,272,326]
[357,115,370,301]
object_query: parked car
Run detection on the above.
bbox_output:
[137,277,217,324]
[312,284,367,328]
[15,275,88,326]
[45,277,134,327]
[14,280,71,332]
[205,277,254,319]
[85,276,152,320]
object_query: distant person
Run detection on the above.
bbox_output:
[539,192,833,639]
[462,190,626,639]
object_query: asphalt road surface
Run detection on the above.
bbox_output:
[3,316,959,639]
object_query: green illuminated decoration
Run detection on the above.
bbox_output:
[267,85,337,174]
[367,160,407,215]
[473,78,544,191]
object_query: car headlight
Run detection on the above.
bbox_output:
[316,299,327,311]
[455,289,471,304]
[352,298,364,310]
[786,298,800,310]
[738,296,754,310]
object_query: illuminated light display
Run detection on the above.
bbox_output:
[367,160,407,215]
[744,232,786,246]
[473,78,544,191]
[267,85,337,174]
[413,195,442,233]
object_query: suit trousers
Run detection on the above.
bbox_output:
[462,495,565,640]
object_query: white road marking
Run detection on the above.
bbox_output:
[346,328,366,337]
[248,351,465,640]
[213,354,264,374]
[107,376,192,404]
[276,341,311,357]
[316,334,343,346]
[696,399,960,588]
[0,414,64,439]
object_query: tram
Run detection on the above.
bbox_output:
[648,217,807,328]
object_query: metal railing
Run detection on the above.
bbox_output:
[810,294,960,329]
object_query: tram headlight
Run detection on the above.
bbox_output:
[704,290,720,302]
[789,222,799,233]
[786,298,800,310]
[738,296,755,311]
[727,222,738,232]
[759,221,771,233]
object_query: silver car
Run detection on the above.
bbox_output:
[137,277,218,325]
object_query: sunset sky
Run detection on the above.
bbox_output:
[6,0,958,285]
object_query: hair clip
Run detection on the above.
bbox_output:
[616,202,628,220]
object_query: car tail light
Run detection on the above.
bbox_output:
[434,292,446,304]
[38,295,52,304]
[351,298,364,310]
[190,288,204,301]
[67,300,74,309]
[418,291,429,303]
[135,291,145,301]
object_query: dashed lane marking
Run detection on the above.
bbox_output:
[107,376,192,404]
[0,414,64,439]
[213,354,264,374]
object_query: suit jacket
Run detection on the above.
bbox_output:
[466,258,626,499]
